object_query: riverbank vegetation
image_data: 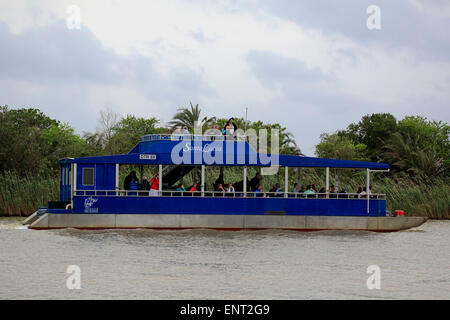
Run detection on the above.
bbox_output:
[0,104,448,218]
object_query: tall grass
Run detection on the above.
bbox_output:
[0,171,59,216]
[1,168,449,219]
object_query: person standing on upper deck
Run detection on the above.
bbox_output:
[173,126,183,139]
[205,124,222,140]
[223,118,237,137]
[181,126,190,137]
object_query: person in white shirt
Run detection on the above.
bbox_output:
[223,118,237,137]
[226,183,235,193]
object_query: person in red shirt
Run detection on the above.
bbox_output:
[189,182,198,192]
[149,173,159,196]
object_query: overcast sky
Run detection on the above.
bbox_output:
[1,0,449,155]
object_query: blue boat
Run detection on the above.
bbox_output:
[25,134,426,231]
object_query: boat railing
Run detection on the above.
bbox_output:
[74,190,386,200]
[141,134,247,142]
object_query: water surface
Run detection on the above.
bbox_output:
[0,217,449,299]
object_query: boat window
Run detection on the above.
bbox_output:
[82,168,94,186]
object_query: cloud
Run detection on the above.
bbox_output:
[0,21,120,83]
[247,50,329,87]
[0,19,216,133]
[257,0,450,62]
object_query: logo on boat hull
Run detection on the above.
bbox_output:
[84,196,98,213]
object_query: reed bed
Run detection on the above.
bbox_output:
[1,168,448,219]
[0,171,59,216]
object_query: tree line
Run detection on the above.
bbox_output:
[0,104,448,182]
[0,103,301,177]
[315,113,449,182]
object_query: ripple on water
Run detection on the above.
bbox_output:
[0,218,449,299]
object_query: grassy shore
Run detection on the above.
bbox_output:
[1,169,449,219]
[0,171,58,216]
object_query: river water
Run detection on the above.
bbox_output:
[0,217,449,299]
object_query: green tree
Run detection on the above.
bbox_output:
[107,115,166,154]
[40,123,88,167]
[0,106,87,175]
[315,133,368,161]
[345,113,397,160]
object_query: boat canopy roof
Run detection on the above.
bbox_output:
[62,134,390,170]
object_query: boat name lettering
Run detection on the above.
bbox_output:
[183,143,222,153]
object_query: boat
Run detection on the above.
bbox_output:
[24,133,427,231]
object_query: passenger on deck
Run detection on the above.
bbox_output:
[292,183,299,193]
[182,126,190,134]
[275,183,283,197]
[250,172,262,191]
[338,188,347,198]
[303,185,315,197]
[318,187,326,198]
[176,184,186,192]
[149,173,159,196]
[217,183,225,193]
[254,184,262,197]
[124,171,138,190]
[223,118,237,137]
[140,176,150,191]
[205,125,222,140]
[329,185,337,198]
[189,183,198,192]
[181,126,190,139]
[226,183,235,193]
[269,184,277,197]
[359,187,368,198]
[355,186,363,198]
[173,126,183,139]
[129,179,139,192]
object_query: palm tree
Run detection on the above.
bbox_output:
[280,130,303,156]
[383,132,446,181]
[168,102,213,132]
